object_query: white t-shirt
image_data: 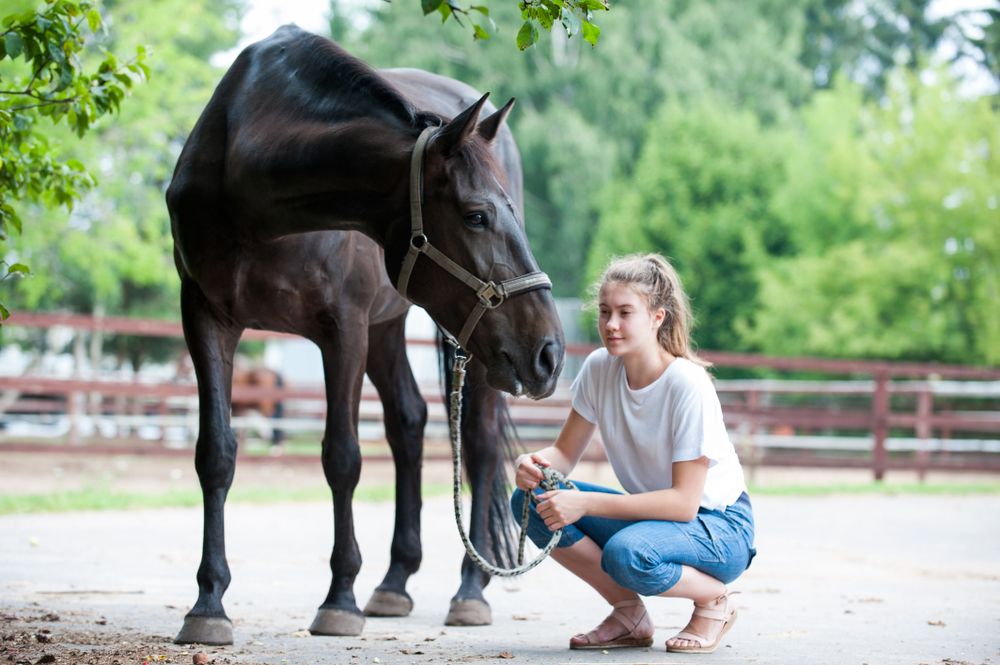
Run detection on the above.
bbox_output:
[571,348,746,511]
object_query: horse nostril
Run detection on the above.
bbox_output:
[534,338,561,379]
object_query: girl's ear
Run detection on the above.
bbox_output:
[653,306,667,330]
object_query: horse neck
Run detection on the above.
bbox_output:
[239,116,416,246]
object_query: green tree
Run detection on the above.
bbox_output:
[586,99,791,352]
[745,69,1000,364]
[799,0,997,96]
[418,0,608,50]
[341,0,812,296]
[6,0,243,368]
[0,0,147,321]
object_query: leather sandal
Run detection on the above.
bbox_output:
[665,592,738,654]
[569,599,654,650]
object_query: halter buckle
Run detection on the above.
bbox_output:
[477,282,505,309]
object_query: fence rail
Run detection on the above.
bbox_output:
[3,311,1000,479]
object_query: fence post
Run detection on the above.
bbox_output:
[872,372,890,481]
[915,388,933,482]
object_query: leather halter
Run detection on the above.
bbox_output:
[396,126,552,350]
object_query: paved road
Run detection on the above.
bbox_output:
[2,493,998,664]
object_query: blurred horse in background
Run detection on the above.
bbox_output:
[231,365,285,447]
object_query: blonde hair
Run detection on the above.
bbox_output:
[593,253,711,368]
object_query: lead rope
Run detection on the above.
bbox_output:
[448,345,576,577]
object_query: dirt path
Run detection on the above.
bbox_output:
[3,486,999,665]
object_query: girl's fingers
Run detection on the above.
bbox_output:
[530,453,551,467]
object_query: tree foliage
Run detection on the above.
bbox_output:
[586,100,791,352]
[418,0,607,50]
[5,0,242,367]
[746,69,1000,363]
[0,0,147,320]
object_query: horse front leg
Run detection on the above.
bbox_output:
[309,335,368,636]
[362,316,427,618]
[446,361,505,627]
[175,280,243,646]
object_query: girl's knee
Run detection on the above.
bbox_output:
[601,532,671,595]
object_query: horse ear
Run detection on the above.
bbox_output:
[435,93,490,155]
[477,97,515,143]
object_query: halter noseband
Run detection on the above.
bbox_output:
[395,126,552,350]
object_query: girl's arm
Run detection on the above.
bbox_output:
[514,409,595,491]
[535,457,709,528]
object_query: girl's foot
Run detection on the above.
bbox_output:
[569,599,654,650]
[665,592,738,654]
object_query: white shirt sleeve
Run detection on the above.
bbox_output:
[570,351,600,424]
[669,371,723,467]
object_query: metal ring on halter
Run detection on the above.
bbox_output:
[410,233,428,250]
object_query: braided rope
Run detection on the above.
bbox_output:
[448,351,576,577]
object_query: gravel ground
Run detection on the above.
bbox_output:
[3,479,1000,665]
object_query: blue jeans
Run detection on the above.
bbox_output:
[510,481,757,596]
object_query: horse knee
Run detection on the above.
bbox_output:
[321,435,362,488]
[398,399,427,439]
[193,432,238,490]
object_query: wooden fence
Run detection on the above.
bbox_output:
[2,311,999,479]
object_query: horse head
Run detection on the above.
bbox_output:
[388,95,564,399]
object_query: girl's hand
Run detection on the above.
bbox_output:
[515,453,550,491]
[536,489,588,530]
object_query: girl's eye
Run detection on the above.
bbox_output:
[464,212,487,228]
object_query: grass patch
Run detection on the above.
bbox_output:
[0,483,454,515]
[749,481,1000,496]
[5,479,998,514]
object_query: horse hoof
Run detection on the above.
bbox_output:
[174,616,233,645]
[364,590,414,617]
[444,598,492,626]
[309,608,365,636]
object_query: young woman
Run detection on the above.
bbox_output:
[511,253,756,654]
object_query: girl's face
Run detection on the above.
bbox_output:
[597,281,665,357]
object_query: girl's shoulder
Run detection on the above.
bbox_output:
[666,357,715,392]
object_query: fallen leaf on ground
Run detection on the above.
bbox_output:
[497,652,514,659]
[927,619,946,627]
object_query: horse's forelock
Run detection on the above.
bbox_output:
[453,137,508,189]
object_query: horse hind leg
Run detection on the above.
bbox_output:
[309,335,368,637]
[174,280,242,646]
[362,317,427,618]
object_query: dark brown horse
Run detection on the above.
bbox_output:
[166,25,564,645]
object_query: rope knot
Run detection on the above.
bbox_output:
[533,464,572,498]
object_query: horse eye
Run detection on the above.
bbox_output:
[464,212,487,228]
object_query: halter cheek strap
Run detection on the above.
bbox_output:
[396,125,552,350]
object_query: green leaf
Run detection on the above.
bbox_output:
[4,33,24,59]
[581,20,600,46]
[516,21,538,50]
[8,263,30,275]
[471,5,489,16]
[473,23,490,40]
[86,8,101,32]
[0,302,10,322]
[422,0,444,15]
